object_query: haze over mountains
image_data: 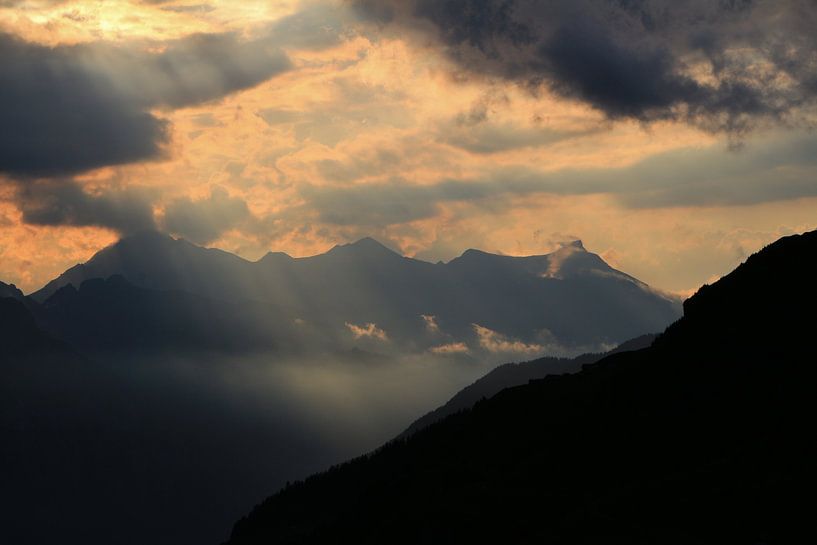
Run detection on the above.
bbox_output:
[0,232,682,545]
[30,231,680,360]
[224,229,817,545]
[4,230,815,544]
[0,297,346,545]
[2,1,815,544]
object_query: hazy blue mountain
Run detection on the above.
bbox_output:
[224,229,817,545]
[31,232,681,357]
[400,333,656,438]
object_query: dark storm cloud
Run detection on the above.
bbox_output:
[118,32,291,109]
[0,33,169,178]
[355,0,817,132]
[14,179,157,234]
[0,29,291,178]
[162,186,251,244]
[0,4,355,234]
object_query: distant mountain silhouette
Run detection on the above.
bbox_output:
[0,279,24,300]
[224,229,817,545]
[0,296,58,350]
[400,334,656,438]
[30,231,681,356]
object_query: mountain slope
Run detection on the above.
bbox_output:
[31,275,304,356]
[30,232,681,356]
[400,333,656,438]
[223,230,817,545]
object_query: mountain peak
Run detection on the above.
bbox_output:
[544,240,614,279]
[445,248,506,268]
[83,231,180,263]
[0,280,24,299]
[549,240,587,255]
[258,251,294,264]
[329,237,400,256]
[461,248,491,257]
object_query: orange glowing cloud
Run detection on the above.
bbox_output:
[1,0,816,297]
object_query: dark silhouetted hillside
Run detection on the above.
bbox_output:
[400,334,656,438]
[224,230,817,545]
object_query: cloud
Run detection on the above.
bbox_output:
[356,0,817,133]
[301,178,440,226]
[345,322,389,341]
[522,131,817,209]
[0,33,169,178]
[162,186,251,244]
[295,131,817,230]
[439,122,594,154]
[159,3,216,14]
[429,342,469,355]
[472,324,542,354]
[264,2,356,51]
[12,179,156,234]
[420,314,440,334]
[0,0,67,5]
[0,25,291,178]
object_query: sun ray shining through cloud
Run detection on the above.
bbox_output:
[0,0,816,295]
[5,5,817,545]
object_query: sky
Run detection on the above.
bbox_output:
[1,0,816,295]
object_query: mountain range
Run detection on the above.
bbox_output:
[0,275,662,545]
[23,231,680,360]
[224,229,817,545]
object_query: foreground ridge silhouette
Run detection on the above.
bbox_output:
[399,334,657,439]
[224,230,817,545]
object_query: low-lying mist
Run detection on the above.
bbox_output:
[146,349,487,458]
[4,240,652,545]
[2,346,490,545]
